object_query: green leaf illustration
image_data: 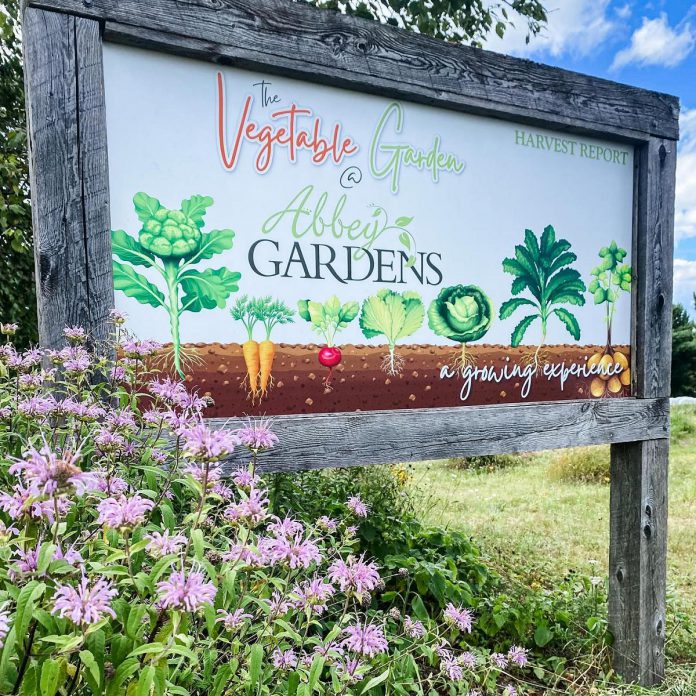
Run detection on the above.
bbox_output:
[553,307,581,340]
[188,229,235,263]
[499,297,536,320]
[180,268,241,312]
[511,314,537,347]
[133,192,161,223]
[111,229,155,268]
[180,195,214,227]
[113,261,166,309]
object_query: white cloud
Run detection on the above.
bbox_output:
[611,13,694,70]
[676,109,696,244]
[673,258,696,311]
[616,4,631,20]
[484,0,615,58]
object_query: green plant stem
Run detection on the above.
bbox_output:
[12,620,37,694]
[164,260,183,377]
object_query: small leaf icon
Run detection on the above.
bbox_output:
[399,233,411,250]
[395,216,414,227]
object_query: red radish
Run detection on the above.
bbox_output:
[318,346,342,389]
[318,346,342,368]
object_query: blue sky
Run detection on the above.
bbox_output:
[483,0,696,312]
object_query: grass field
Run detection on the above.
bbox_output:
[410,405,696,693]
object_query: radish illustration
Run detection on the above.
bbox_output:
[298,296,359,389]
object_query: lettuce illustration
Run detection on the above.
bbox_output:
[499,225,585,367]
[112,193,241,377]
[428,284,493,367]
[359,289,425,374]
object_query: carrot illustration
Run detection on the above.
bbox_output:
[258,339,275,395]
[254,298,294,397]
[231,296,261,401]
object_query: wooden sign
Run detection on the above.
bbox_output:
[22,0,677,686]
[103,44,636,418]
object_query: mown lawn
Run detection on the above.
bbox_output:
[410,405,696,692]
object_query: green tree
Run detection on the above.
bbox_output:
[0,1,36,348]
[672,300,696,397]
[303,0,547,45]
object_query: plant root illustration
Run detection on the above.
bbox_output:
[112,192,241,377]
[298,296,359,389]
[428,284,492,374]
[586,241,632,397]
[359,289,424,376]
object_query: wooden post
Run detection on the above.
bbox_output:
[23,6,113,351]
[609,137,676,686]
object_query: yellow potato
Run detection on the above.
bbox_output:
[619,367,631,387]
[590,377,606,398]
[599,354,614,381]
[587,352,603,369]
[613,351,629,370]
[607,376,623,394]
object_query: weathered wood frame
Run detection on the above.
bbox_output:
[22,0,678,686]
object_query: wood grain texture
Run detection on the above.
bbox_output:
[23,7,113,351]
[26,0,679,141]
[202,397,669,473]
[633,138,677,399]
[609,439,668,685]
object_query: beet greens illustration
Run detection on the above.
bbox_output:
[112,193,241,377]
[499,225,585,367]
[297,296,359,388]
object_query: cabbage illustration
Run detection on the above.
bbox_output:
[427,284,493,366]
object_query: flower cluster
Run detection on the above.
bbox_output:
[0,319,536,694]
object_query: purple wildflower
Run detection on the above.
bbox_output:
[109,309,127,325]
[444,603,474,632]
[507,645,528,667]
[52,576,117,625]
[149,377,188,403]
[181,424,237,461]
[121,339,161,358]
[223,487,269,528]
[267,516,304,539]
[264,531,321,569]
[292,577,335,614]
[346,495,369,518]
[145,530,187,557]
[0,607,9,648]
[317,516,338,532]
[491,652,508,669]
[63,326,87,343]
[460,651,478,669]
[336,656,365,684]
[216,608,252,632]
[441,655,464,681]
[97,494,154,529]
[272,648,298,670]
[327,555,381,597]
[94,429,127,453]
[230,467,260,490]
[9,445,98,497]
[503,686,518,696]
[403,616,426,638]
[235,418,278,451]
[267,591,291,618]
[1,323,18,335]
[156,570,216,612]
[342,623,388,657]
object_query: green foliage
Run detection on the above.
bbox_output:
[297,295,359,346]
[252,296,294,341]
[447,453,524,472]
[672,302,696,397]
[587,241,631,346]
[301,0,548,47]
[500,225,585,349]
[112,193,240,375]
[427,284,493,344]
[0,1,37,348]
[670,405,696,442]
[547,446,610,484]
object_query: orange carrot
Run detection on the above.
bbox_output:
[258,339,275,395]
[242,340,260,399]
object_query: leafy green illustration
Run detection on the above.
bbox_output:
[359,289,425,374]
[500,225,585,366]
[297,296,359,347]
[587,240,632,347]
[112,193,240,376]
[428,284,493,368]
